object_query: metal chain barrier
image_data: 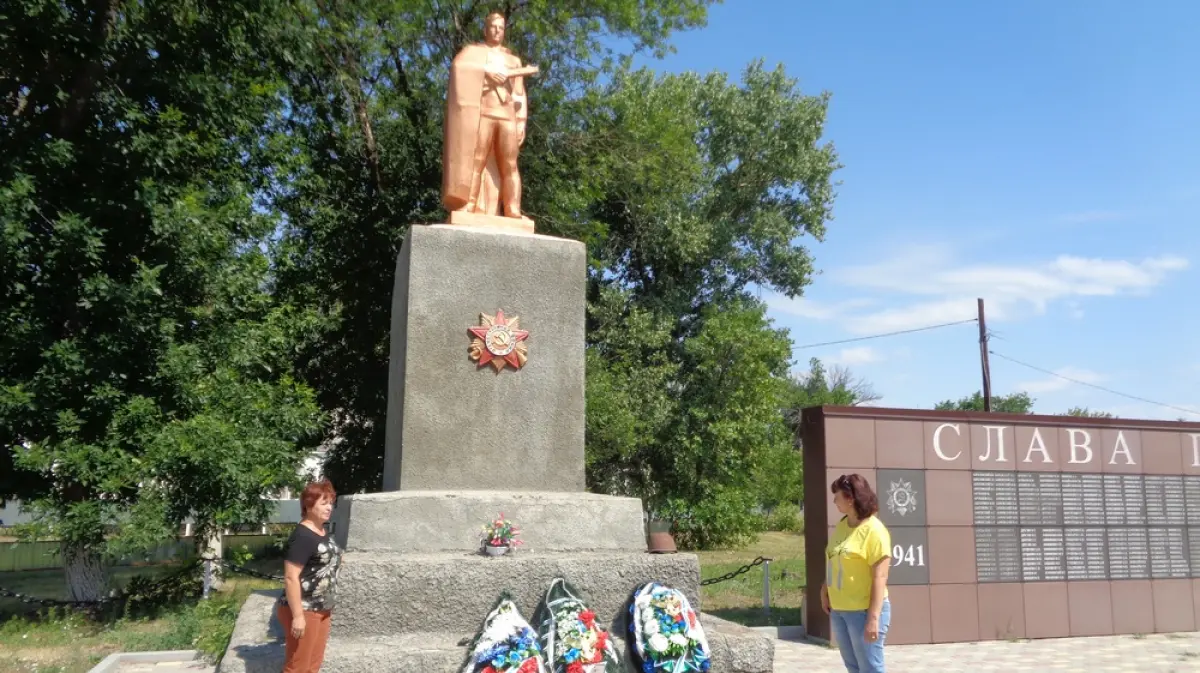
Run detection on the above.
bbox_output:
[0,560,197,609]
[699,556,770,586]
[199,556,284,582]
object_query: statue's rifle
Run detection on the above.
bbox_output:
[489,64,539,104]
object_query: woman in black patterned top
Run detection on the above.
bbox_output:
[279,479,343,673]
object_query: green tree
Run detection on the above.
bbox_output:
[1,0,323,600]
[750,358,880,522]
[1063,406,1115,418]
[934,391,1036,414]
[272,1,841,550]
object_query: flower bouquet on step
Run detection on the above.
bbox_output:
[533,578,621,673]
[627,582,711,673]
[480,512,523,556]
[462,595,548,673]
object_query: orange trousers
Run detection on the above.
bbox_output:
[277,604,332,673]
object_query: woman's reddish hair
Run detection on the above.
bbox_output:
[300,479,336,516]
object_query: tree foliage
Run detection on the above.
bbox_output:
[1,0,324,598]
[934,391,1035,414]
[1062,406,1115,418]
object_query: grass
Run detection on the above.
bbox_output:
[695,531,805,627]
[0,561,281,673]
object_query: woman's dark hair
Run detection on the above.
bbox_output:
[831,473,879,520]
[300,479,337,517]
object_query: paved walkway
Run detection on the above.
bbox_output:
[112,633,1200,672]
[772,632,1200,672]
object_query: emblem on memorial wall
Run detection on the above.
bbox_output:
[468,309,529,372]
[886,479,918,516]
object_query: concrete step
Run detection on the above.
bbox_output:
[330,491,648,554]
[219,592,774,673]
[331,550,700,637]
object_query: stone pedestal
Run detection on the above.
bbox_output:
[382,224,585,492]
[218,223,776,673]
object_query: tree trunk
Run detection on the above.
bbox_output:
[62,542,108,603]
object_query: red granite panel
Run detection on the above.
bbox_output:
[1110,581,1154,635]
[925,421,969,470]
[1191,580,1200,628]
[1100,429,1141,474]
[930,584,979,643]
[876,420,925,469]
[826,417,876,469]
[928,526,976,584]
[886,585,932,645]
[971,423,1016,471]
[977,583,1026,641]
[1152,579,1196,633]
[1142,431,1184,475]
[925,471,973,526]
[1067,582,1114,637]
[1015,425,1061,472]
[1024,582,1070,639]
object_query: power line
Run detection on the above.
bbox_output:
[989,350,1200,419]
[793,318,978,351]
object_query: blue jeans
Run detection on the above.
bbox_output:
[830,599,890,673]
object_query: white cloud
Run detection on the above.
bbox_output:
[826,243,1188,334]
[765,295,873,321]
[1015,367,1105,394]
[827,346,882,366]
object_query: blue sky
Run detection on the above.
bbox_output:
[639,0,1200,419]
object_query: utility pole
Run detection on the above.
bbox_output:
[978,298,992,412]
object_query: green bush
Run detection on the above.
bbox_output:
[764,503,803,533]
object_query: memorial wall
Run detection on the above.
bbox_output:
[801,406,1200,645]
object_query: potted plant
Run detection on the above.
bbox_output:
[646,514,677,554]
[480,512,522,556]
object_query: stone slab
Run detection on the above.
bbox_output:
[330,551,700,637]
[220,591,774,673]
[382,224,586,492]
[331,491,648,553]
[446,212,536,233]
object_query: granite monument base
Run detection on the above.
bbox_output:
[218,590,775,673]
[383,224,587,493]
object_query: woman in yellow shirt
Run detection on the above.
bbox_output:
[822,473,891,673]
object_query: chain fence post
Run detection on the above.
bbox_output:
[202,557,213,600]
[761,558,772,615]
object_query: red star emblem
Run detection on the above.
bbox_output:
[468,310,529,372]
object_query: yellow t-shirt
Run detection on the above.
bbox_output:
[825,515,891,611]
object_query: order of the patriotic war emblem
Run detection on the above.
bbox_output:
[886,479,918,517]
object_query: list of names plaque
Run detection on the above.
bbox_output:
[1103,475,1126,525]
[1061,474,1087,526]
[976,527,1022,583]
[1079,475,1107,526]
[1145,477,1187,526]
[974,472,1020,526]
[1018,473,1063,526]
[1149,528,1190,579]
[1064,527,1108,580]
[1188,527,1200,578]
[1122,476,1147,526]
[1185,477,1200,526]
[973,470,1195,583]
[1019,527,1066,582]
